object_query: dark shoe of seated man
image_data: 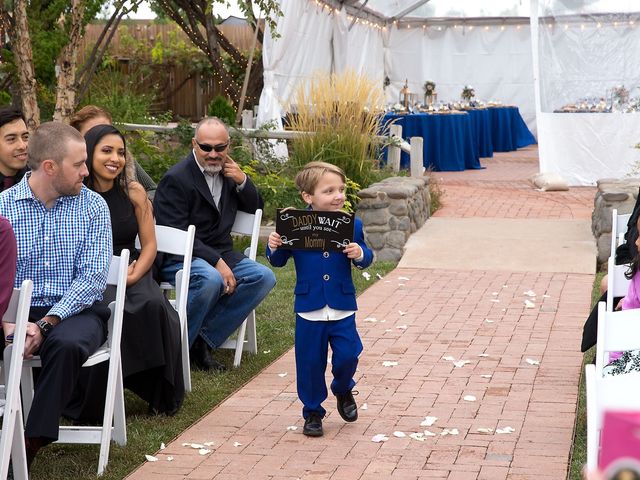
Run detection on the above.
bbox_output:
[189,336,226,372]
[303,412,324,437]
[336,390,358,422]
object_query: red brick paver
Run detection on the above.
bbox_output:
[128,147,594,479]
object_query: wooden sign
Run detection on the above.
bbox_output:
[275,209,354,251]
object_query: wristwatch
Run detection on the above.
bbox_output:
[35,319,54,338]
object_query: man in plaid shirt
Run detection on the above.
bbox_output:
[0,122,112,470]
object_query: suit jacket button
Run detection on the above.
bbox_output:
[323,274,330,281]
[323,251,329,258]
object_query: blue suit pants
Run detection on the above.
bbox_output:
[295,314,362,419]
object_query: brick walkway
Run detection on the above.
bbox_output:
[128,148,596,480]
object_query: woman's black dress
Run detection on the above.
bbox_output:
[65,187,184,419]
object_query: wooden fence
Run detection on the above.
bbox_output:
[80,21,261,120]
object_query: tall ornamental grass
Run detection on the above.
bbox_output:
[287,71,385,188]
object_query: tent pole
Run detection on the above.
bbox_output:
[236,15,261,125]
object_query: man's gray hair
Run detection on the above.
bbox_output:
[194,117,229,137]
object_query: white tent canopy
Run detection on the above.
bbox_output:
[257,0,640,185]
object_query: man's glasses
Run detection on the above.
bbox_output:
[195,140,229,153]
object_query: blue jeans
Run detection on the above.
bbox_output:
[161,257,276,349]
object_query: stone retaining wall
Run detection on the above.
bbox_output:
[592,178,640,265]
[356,177,431,262]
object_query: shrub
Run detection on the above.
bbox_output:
[286,71,385,188]
[208,95,236,125]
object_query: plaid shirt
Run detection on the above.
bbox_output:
[0,173,112,320]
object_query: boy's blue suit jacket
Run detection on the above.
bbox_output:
[266,217,373,313]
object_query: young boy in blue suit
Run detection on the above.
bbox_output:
[266,161,373,437]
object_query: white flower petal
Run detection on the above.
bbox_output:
[393,431,406,437]
[480,374,492,378]
[382,360,398,367]
[263,350,271,354]
[490,299,500,303]
[203,441,215,447]
[441,428,459,436]
[363,317,377,323]
[286,426,298,431]
[398,310,407,316]
[409,432,425,441]
[492,292,499,296]
[376,273,383,280]
[463,395,477,402]
[523,290,537,297]
[453,360,471,368]
[423,430,436,436]
[396,325,407,330]
[398,283,405,287]
[362,272,371,280]
[385,329,392,332]
[420,416,437,427]
[145,455,158,462]
[496,426,515,434]
[198,448,212,455]
[398,276,410,281]
[233,442,242,447]
[477,428,493,434]
[278,372,288,377]
[190,443,204,449]
[524,299,535,308]
[526,358,540,365]
[167,456,174,461]
[477,353,489,357]
[485,319,495,323]
[362,403,368,410]
[160,442,166,450]
[442,356,455,361]
[371,434,389,443]
[543,294,551,298]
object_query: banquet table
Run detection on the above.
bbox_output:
[383,106,536,172]
[383,112,481,172]
[488,106,537,152]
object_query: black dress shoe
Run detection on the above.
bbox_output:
[189,337,226,372]
[336,390,358,422]
[303,412,324,437]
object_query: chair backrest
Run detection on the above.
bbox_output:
[606,260,632,310]
[2,280,33,364]
[595,301,640,374]
[611,209,632,259]
[152,225,196,318]
[105,250,129,350]
[231,209,262,261]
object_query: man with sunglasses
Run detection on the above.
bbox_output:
[154,117,275,372]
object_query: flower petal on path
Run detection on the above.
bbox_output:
[145,455,158,462]
[463,395,477,402]
[420,416,437,427]
[371,434,389,443]
[526,358,540,365]
[393,431,406,438]
[382,361,398,367]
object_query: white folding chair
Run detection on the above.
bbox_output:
[21,250,129,476]
[218,209,262,368]
[586,302,640,470]
[0,280,33,480]
[606,258,632,311]
[610,208,632,260]
[148,225,195,393]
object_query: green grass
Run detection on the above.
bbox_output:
[30,256,397,480]
[568,270,604,480]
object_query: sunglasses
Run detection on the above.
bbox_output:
[195,140,229,153]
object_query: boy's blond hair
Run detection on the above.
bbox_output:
[295,161,346,194]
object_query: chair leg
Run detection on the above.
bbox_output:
[10,407,28,480]
[112,364,126,446]
[233,320,248,368]
[246,311,257,354]
[181,323,191,392]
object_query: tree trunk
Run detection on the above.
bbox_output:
[12,0,40,129]
[53,0,86,123]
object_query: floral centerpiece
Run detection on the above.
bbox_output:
[612,85,630,105]
[424,80,436,106]
[461,85,475,101]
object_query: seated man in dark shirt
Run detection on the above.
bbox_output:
[0,107,28,192]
